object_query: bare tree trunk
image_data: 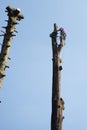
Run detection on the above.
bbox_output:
[0,6,24,87]
[50,23,66,130]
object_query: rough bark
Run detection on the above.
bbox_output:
[50,23,65,130]
[0,6,24,87]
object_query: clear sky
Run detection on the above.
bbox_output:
[0,0,87,130]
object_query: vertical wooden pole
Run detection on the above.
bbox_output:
[50,23,66,130]
[0,6,24,87]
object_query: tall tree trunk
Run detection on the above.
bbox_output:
[50,23,66,130]
[0,6,24,87]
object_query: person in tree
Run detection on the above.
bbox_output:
[58,27,66,46]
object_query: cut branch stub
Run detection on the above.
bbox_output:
[0,6,24,87]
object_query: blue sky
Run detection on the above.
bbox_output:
[0,0,87,130]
